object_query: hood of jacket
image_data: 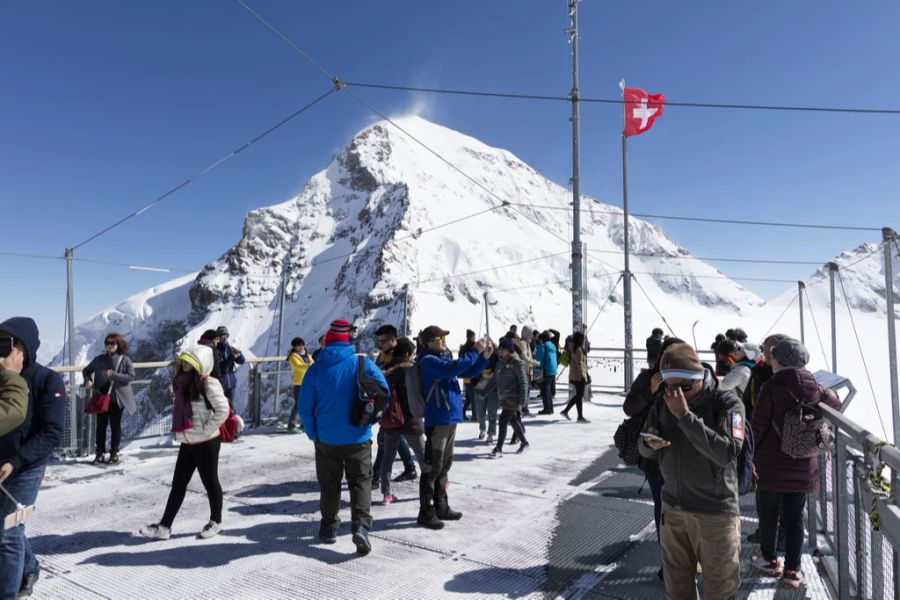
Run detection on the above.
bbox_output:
[179,344,216,376]
[0,317,39,369]
[314,342,356,365]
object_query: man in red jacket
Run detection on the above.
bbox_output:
[751,337,841,589]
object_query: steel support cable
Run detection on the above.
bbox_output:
[71,87,337,251]
[586,248,823,266]
[802,286,831,372]
[343,81,900,116]
[413,251,569,286]
[631,274,677,337]
[507,202,882,233]
[631,271,797,284]
[236,1,581,266]
[762,293,798,339]
[837,271,890,439]
[586,273,624,337]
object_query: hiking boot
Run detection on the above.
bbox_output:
[490,447,503,458]
[318,524,338,544]
[139,524,171,540]
[782,569,804,589]
[351,523,371,555]
[393,470,417,482]
[108,453,119,464]
[382,494,397,505]
[417,512,445,530]
[17,568,39,599]
[516,443,530,454]
[751,554,783,576]
[436,507,462,521]
[478,429,486,440]
[198,520,223,539]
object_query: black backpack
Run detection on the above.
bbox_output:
[349,355,389,426]
[713,392,755,495]
[614,405,650,467]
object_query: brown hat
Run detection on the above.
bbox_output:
[419,325,450,344]
[659,343,705,380]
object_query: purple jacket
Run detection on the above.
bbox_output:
[752,368,841,493]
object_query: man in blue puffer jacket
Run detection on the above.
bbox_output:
[0,317,66,600]
[533,331,558,414]
[416,325,491,529]
[299,319,388,555]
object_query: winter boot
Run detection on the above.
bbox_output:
[417,510,445,530]
[318,523,338,544]
[351,523,371,555]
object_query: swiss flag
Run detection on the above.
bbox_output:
[624,87,666,137]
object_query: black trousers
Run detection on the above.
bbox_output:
[563,381,586,419]
[419,424,456,516]
[315,439,373,530]
[161,438,223,528]
[496,409,526,450]
[758,489,806,571]
[646,463,664,541]
[96,400,124,455]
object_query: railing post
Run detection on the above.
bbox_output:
[835,434,851,599]
[808,454,820,550]
[853,458,867,597]
[253,366,262,427]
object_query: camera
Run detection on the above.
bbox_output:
[0,336,14,359]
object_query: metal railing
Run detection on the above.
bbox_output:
[815,403,900,599]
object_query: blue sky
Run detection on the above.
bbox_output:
[2,1,899,349]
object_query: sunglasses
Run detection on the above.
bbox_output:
[430,335,446,343]
[664,381,696,393]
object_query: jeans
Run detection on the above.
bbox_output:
[380,430,426,496]
[757,489,806,571]
[474,389,498,435]
[562,381,585,419]
[315,439,373,530]
[540,378,554,413]
[496,409,526,450]
[161,438,223,528]
[373,428,416,481]
[0,464,46,599]
[96,399,124,455]
[419,424,456,517]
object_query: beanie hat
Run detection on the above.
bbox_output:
[216,326,229,338]
[659,343,705,380]
[738,342,762,362]
[324,319,352,345]
[498,337,515,352]
[771,338,809,369]
[466,329,476,339]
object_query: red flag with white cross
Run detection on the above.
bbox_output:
[623,87,666,137]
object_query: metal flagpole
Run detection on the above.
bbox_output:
[798,281,806,344]
[64,248,78,452]
[828,262,838,373]
[622,133,634,391]
[274,259,288,413]
[882,228,899,444]
[402,284,410,337]
[582,242,588,330]
[567,0,584,336]
[483,291,492,340]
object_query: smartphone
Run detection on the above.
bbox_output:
[0,336,13,359]
[639,431,665,442]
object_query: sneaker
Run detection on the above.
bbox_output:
[417,512,445,530]
[351,524,371,555]
[287,427,300,434]
[577,417,590,423]
[17,568,39,599]
[560,411,571,420]
[490,447,503,458]
[443,480,450,489]
[382,494,397,505]
[108,453,119,464]
[751,554,783,576]
[485,434,494,445]
[198,520,223,539]
[392,470,417,482]
[139,524,171,540]
[436,507,462,521]
[782,569,804,588]
[516,443,529,454]
[478,430,486,440]
[318,524,338,544]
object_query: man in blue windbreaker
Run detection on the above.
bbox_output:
[416,325,492,530]
[299,319,388,555]
[0,317,66,600]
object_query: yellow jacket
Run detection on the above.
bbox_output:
[289,351,314,385]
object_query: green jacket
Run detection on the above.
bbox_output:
[639,370,745,515]
[0,369,29,437]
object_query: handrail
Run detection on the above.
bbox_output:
[820,403,900,472]
[50,355,293,374]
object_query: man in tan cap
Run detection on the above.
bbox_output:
[639,343,745,599]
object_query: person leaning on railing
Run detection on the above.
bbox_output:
[750,337,841,589]
[82,332,136,464]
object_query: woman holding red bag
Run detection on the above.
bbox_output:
[83,333,136,464]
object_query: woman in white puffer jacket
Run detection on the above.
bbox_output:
[140,344,229,541]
